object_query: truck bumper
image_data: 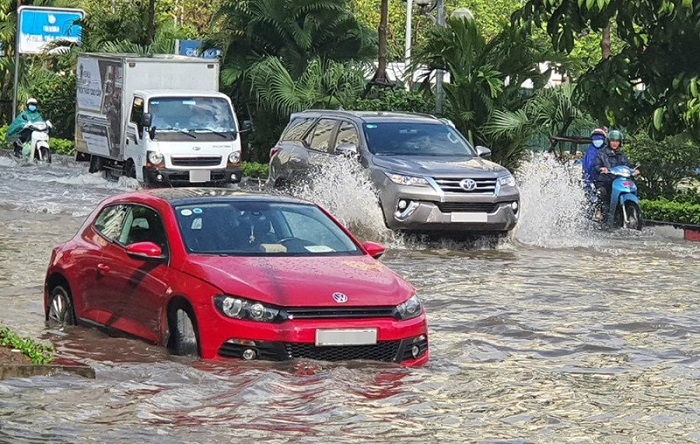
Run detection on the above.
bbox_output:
[144,167,242,186]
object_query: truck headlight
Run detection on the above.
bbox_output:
[386,172,429,187]
[228,151,241,164]
[498,174,516,188]
[214,295,283,323]
[147,151,164,166]
[395,295,422,320]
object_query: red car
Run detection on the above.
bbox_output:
[44,189,428,366]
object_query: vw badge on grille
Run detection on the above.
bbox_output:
[459,178,477,191]
[332,292,348,303]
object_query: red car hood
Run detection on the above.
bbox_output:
[180,255,414,307]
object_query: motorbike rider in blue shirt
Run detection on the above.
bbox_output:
[592,130,640,221]
[582,127,607,187]
[7,98,46,157]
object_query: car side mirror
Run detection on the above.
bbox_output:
[476,145,491,159]
[126,241,166,261]
[336,143,359,157]
[240,120,253,134]
[142,113,152,128]
[362,241,385,259]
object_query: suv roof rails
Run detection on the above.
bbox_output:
[290,109,440,122]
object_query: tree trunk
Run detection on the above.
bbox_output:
[147,0,156,45]
[364,0,393,95]
[601,20,611,59]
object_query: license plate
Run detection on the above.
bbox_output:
[451,212,488,222]
[315,329,377,346]
[189,169,211,183]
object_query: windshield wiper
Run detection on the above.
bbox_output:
[190,129,232,139]
[179,129,197,139]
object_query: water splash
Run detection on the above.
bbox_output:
[286,156,396,243]
[513,153,597,248]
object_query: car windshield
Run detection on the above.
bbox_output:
[174,201,361,256]
[149,97,236,136]
[363,122,476,156]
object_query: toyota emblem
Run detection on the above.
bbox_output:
[460,178,477,191]
[332,292,348,303]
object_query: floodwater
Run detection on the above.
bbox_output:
[0,153,699,443]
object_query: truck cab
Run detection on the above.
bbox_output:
[126,90,242,185]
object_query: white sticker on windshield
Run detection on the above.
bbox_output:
[304,245,335,253]
[181,209,193,216]
[191,218,202,230]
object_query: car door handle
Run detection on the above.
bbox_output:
[97,263,110,275]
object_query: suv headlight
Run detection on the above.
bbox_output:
[395,295,422,320]
[498,174,516,188]
[214,295,283,323]
[386,172,429,187]
[147,151,164,165]
[228,151,241,164]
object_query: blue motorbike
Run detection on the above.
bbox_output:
[596,165,643,230]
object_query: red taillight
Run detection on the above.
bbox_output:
[622,181,632,187]
[269,146,280,159]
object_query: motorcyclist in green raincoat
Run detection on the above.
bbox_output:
[7,98,46,157]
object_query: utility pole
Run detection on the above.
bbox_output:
[435,0,445,115]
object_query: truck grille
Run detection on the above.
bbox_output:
[436,202,498,213]
[434,177,497,194]
[171,156,222,167]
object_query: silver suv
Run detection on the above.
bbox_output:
[269,110,520,233]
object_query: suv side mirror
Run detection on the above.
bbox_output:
[476,145,491,159]
[142,113,152,128]
[336,143,358,157]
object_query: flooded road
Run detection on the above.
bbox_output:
[1,153,699,443]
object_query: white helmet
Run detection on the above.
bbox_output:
[26,98,38,106]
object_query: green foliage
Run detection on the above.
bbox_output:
[348,88,435,114]
[242,161,269,178]
[52,138,76,156]
[32,73,76,140]
[0,326,54,365]
[515,0,700,140]
[626,131,700,199]
[640,199,700,225]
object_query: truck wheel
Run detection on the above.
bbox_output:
[125,160,136,178]
[89,155,103,173]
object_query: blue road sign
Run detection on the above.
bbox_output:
[176,40,221,59]
[18,6,85,54]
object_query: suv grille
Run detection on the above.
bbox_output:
[435,177,497,194]
[284,307,396,320]
[436,202,498,213]
[171,156,222,167]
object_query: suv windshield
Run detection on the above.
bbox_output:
[174,201,361,256]
[363,122,476,156]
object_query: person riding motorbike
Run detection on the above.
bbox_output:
[582,127,607,187]
[592,130,640,221]
[6,98,46,157]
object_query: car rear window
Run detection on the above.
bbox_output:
[281,118,314,142]
[174,201,361,256]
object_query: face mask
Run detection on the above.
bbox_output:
[28,105,37,112]
[592,139,604,148]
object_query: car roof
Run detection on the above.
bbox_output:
[290,109,443,125]
[110,188,314,207]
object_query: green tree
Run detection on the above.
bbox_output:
[514,0,700,141]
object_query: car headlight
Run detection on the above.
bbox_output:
[214,295,283,323]
[395,294,422,320]
[147,151,164,165]
[228,151,241,164]
[386,172,429,187]
[498,174,516,188]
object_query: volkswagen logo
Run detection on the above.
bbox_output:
[459,178,477,191]
[332,292,348,303]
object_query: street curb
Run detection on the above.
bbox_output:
[0,358,95,380]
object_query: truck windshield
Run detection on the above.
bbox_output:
[363,122,477,156]
[148,97,236,135]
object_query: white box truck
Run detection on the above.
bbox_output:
[75,53,244,185]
